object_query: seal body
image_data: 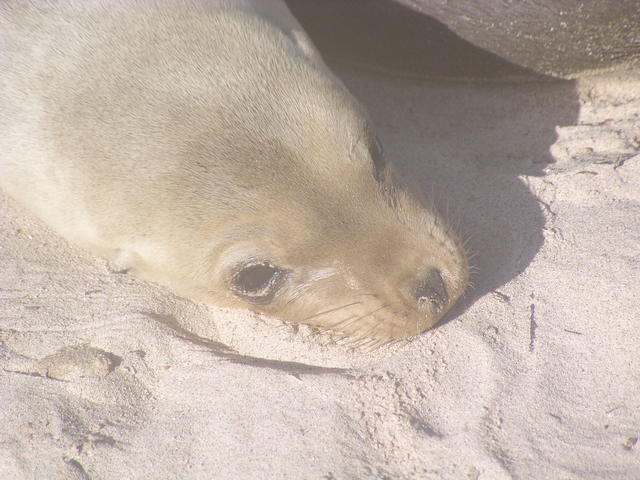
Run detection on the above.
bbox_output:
[0,0,468,343]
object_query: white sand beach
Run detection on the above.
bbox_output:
[1,40,639,480]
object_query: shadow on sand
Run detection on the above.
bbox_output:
[286,0,581,319]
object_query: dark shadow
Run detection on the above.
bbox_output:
[286,0,581,314]
[285,0,545,81]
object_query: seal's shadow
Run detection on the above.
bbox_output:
[287,0,580,315]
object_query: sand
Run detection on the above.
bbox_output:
[1,65,639,479]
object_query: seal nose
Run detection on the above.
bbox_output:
[415,269,448,312]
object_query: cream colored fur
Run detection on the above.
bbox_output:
[0,0,468,343]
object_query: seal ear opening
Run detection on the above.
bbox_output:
[288,28,324,62]
[369,133,388,183]
[353,124,388,183]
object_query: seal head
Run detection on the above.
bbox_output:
[0,3,468,343]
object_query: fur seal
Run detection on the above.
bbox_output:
[0,0,468,344]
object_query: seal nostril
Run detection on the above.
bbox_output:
[415,269,448,312]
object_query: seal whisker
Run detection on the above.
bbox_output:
[355,304,392,339]
[284,287,309,306]
[378,338,399,349]
[302,301,362,323]
[325,314,358,330]
[344,335,367,351]
[284,272,341,306]
[354,334,387,351]
[333,311,378,332]
[351,338,371,351]
[355,336,384,352]
[333,334,354,346]
[330,304,390,335]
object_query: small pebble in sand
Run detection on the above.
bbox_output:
[34,344,120,381]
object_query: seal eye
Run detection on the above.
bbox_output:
[231,262,286,303]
